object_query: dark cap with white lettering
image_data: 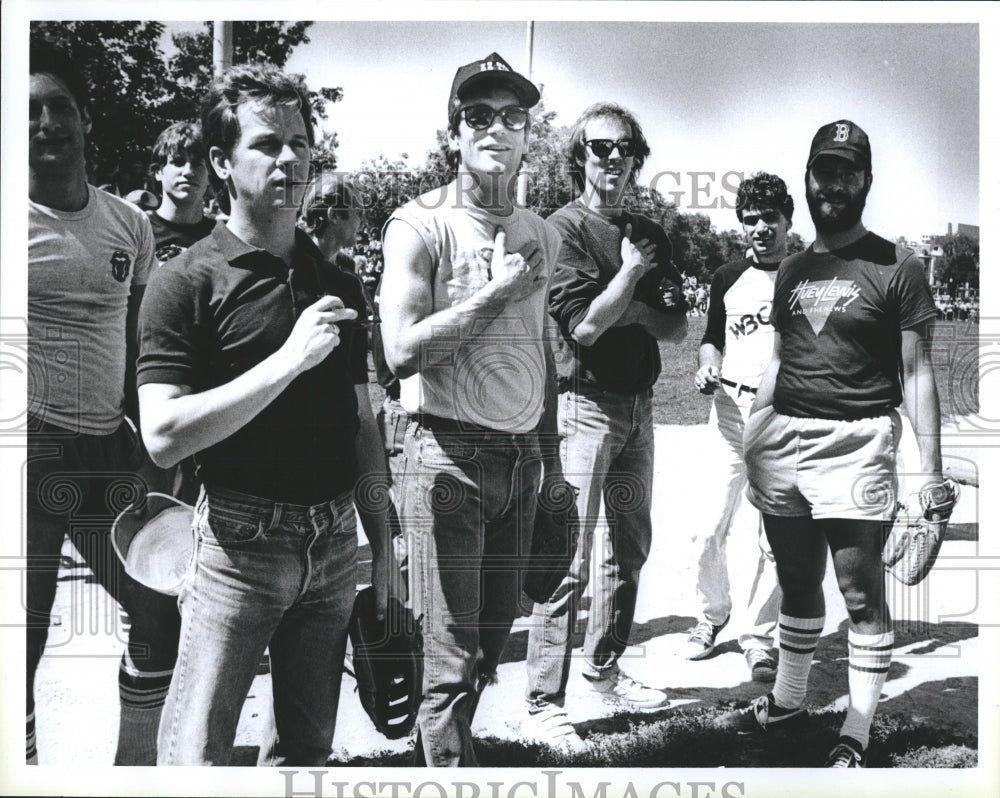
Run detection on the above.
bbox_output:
[448,52,540,118]
[808,120,871,170]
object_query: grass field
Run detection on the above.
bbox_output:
[372,316,980,428]
[332,708,977,768]
[653,315,979,426]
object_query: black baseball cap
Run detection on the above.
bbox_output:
[448,52,540,118]
[807,119,871,170]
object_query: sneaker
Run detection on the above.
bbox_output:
[745,647,777,682]
[826,736,866,768]
[581,663,669,709]
[683,615,730,660]
[716,693,806,734]
[522,703,587,754]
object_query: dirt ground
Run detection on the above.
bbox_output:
[25,419,985,782]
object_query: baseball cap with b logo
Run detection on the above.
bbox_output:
[448,51,541,118]
[808,119,871,169]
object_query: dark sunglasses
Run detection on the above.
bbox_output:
[459,104,530,131]
[742,210,783,227]
[585,139,636,159]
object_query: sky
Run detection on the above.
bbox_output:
[160,13,981,244]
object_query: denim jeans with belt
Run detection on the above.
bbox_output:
[526,387,654,704]
[157,485,357,766]
[399,418,540,766]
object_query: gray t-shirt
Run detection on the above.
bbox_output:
[29,185,154,433]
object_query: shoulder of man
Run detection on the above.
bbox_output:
[711,258,753,287]
[92,184,151,227]
[150,228,222,281]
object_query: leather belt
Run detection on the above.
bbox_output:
[720,377,757,395]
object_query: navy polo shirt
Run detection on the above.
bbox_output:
[137,223,368,505]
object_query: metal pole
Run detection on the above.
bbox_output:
[516,21,535,207]
[213,21,233,77]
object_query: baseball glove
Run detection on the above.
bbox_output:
[882,478,960,586]
[347,586,423,739]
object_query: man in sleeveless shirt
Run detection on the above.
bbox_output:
[379,52,561,766]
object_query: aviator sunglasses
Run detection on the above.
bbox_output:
[459,104,530,131]
[585,139,637,159]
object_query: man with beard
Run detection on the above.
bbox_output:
[731,121,943,768]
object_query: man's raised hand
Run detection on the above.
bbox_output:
[282,294,357,374]
[487,226,545,303]
[621,223,658,278]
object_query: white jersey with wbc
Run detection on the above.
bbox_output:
[701,258,778,388]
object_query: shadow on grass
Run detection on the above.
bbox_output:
[318,704,977,768]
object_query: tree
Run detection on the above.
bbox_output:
[932,234,979,293]
[30,21,343,187]
[163,22,343,132]
[32,21,172,185]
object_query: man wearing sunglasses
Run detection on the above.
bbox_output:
[379,52,561,766]
[137,64,398,765]
[523,102,687,752]
[687,172,793,679]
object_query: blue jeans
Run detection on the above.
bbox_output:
[157,485,357,766]
[399,418,540,766]
[526,388,654,704]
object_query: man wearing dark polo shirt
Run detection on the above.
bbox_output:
[524,102,687,751]
[137,64,397,766]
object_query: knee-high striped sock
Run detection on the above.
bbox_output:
[840,628,894,750]
[772,613,824,709]
[27,710,38,765]
[114,651,173,766]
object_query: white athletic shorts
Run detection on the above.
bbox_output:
[744,406,902,521]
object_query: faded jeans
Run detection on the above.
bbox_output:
[399,418,540,766]
[526,388,654,704]
[157,485,357,766]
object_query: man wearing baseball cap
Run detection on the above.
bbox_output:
[380,52,561,766]
[727,120,944,768]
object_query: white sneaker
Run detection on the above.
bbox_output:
[522,703,587,754]
[581,663,669,709]
[682,616,730,660]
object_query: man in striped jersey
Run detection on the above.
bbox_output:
[686,172,791,680]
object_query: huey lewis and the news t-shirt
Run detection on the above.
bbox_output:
[771,232,936,420]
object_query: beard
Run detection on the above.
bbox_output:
[806,182,868,234]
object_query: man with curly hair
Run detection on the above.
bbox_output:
[523,102,688,752]
[686,172,792,679]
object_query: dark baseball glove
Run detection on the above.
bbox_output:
[523,476,580,605]
[347,586,423,739]
[883,478,960,586]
